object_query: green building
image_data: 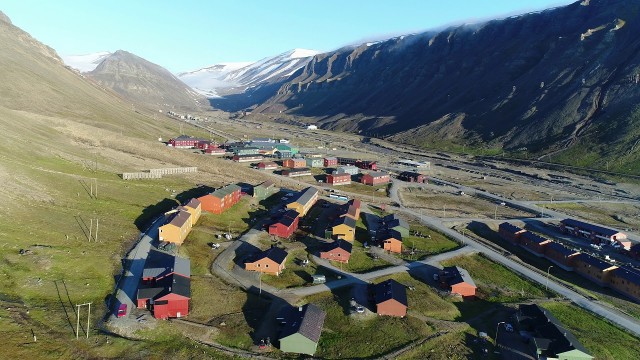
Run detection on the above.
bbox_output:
[306,158,323,168]
[278,304,326,356]
[382,214,410,238]
[253,180,276,200]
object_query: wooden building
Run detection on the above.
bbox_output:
[158,210,192,245]
[334,165,359,176]
[560,219,627,243]
[169,135,206,148]
[374,279,408,317]
[253,180,276,200]
[573,254,618,287]
[327,173,351,186]
[282,168,312,177]
[286,187,319,217]
[498,222,526,244]
[544,242,580,271]
[283,158,307,169]
[278,304,326,356]
[361,171,390,186]
[233,154,263,162]
[608,267,640,302]
[319,240,352,263]
[397,171,426,183]
[519,231,552,257]
[341,199,362,221]
[330,216,357,242]
[245,247,288,276]
[269,210,300,239]
[181,198,201,226]
[198,184,242,214]
[204,147,225,155]
[381,214,410,238]
[381,229,403,254]
[323,157,338,167]
[440,266,477,297]
[257,161,278,170]
[306,158,324,168]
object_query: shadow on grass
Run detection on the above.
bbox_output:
[241,287,274,344]
[174,185,214,204]
[134,198,178,232]
[232,242,263,268]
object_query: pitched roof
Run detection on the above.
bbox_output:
[379,229,403,241]
[292,187,318,206]
[274,214,297,228]
[281,210,300,220]
[324,157,337,161]
[279,304,326,343]
[333,215,356,229]
[612,267,640,285]
[250,247,288,264]
[561,219,625,237]
[365,171,388,178]
[324,240,353,253]
[210,184,242,199]
[184,198,201,209]
[521,231,550,244]
[499,222,525,234]
[137,273,191,300]
[284,167,311,173]
[374,279,408,307]
[546,242,579,257]
[442,266,477,287]
[386,218,410,231]
[258,161,278,167]
[167,210,191,228]
[399,171,422,178]
[575,254,617,271]
[142,249,191,279]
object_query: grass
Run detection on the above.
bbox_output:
[397,325,478,360]
[260,248,319,288]
[536,202,640,230]
[401,222,459,260]
[338,182,390,201]
[542,302,640,360]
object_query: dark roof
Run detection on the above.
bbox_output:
[612,267,640,285]
[292,187,318,206]
[258,161,278,167]
[143,249,191,279]
[399,171,422,178]
[374,279,408,307]
[211,184,241,199]
[138,273,191,300]
[521,231,550,244]
[284,167,311,174]
[441,266,477,287]
[137,286,164,300]
[379,229,403,241]
[234,154,263,158]
[173,135,205,141]
[324,240,353,253]
[386,218,410,231]
[251,247,288,264]
[167,210,191,228]
[166,273,191,298]
[333,215,356,229]
[279,304,326,343]
[561,219,624,237]
[184,198,201,209]
[281,210,300,220]
[499,222,524,233]
[365,171,388,178]
[275,214,297,228]
[546,242,579,257]
[575,253,617,271]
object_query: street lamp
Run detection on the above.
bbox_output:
[495,321,505,353]
[546,265,554,291]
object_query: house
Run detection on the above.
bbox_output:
[544,242,581,271]
[198,184,242,214]
[397,171,426,183]
[137,250,191,319]
[396,160,431,170]
[355,160,378,170]
[498,222,526,244]
[608,267,640,302]
[276,150,293,159]
[278,304,326,356]
[381,230,403,254]
[252,138,275,143]
[336,157,357,166]
[323,157,338,167]
[168,135,206,148]
[361,171,390,186]
[519,231,552,257]
[204,147,225,155]
[257,161,278,170]
[279,139,290,144]
[283,158,307,169]
[282,168,312,177]
[181,198,202,225]
[440,266,477,297]
[374,279,408,317]
[341,199,361,221]
[253,180,276,200]
[330,216,357,242]
[573,254,618,286]
[319,240,352,263]
[517,304,592,360]
[560,219,627,243]
[269,210,300,238]
[306,125,318,130]
[234,147,260,156]
[158,210,192,245]
[629,243,640,259]
[334,165,359,176]
[233,154,263,162]
[286,187,319,216]
[244,247,288,275]
[196,140,211,150]
[326,173,351,186]
[306,158,324,168]
[140,249,191,283]
[382,214,410,237]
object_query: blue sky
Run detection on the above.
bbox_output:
[3,0,573,72]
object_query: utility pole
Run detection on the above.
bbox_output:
[546,266,554,291]
[494,205,498,220]
[76,302,92,339]
[89,219,93,242]
[94,178,98,199]
[95,218,99,242]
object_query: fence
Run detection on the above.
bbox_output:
[121,167,198,180]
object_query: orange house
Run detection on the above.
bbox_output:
[180,198,201,226]
[320,240,352,263]
[244,247,288,276]
[158,210,192,245]
[573,254,618,287]
[440,266,477,297]
[374,279,408,317]
[381,230,403,254]
[498,222,526,244]
[608,267,640,302]
[198,184,241,214]
[519,231,551,257]
[283,158,306,169]
[341,199,361,221]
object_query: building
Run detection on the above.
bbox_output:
[257,161,278,170]
[397,171,426,183]
[306,125,318,130]
[252,138,275,143]
[517,304,592,360]
[330,216,357,242]
[323,157,338,167]
[560,219,627,244]
[279,139,290,144]
[334,165,359,176]
[269,210,300,239]
[234,147,260,156]
[319,240,352,263]
[498,222,526,244]
[381,230,403,254]
[395,159,430,170]
[282,168,312,177]
[181,198,202,226]
[608,267,640,302]
[440,266,477,297]
[573,254,618,286]
[278,304,326,356]
[276,150,293,159]
[253,180,276,200]
[341,199,362,221]
[244,247,288,276]
[204,147,225,155]
[168,135,206,148]
[374,279,408,317]
[283,158,307,169]
[158,210,192,245]
[381,214,410,238]
[544,242,581,271]
[286,187,319,216]
[355,160,378,170]
[198,184,242,214]
[519,231,552,257]
[306,158,324,168]
[233,154,263,163]
[137,249,191,319]
[326,173,351,186]
[629,243,640,259]
[361,171,390,186]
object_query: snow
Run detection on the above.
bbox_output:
[288,48,320,59]
[62,51,111,72]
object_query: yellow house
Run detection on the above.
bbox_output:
[181,198,202,226]
[286,187,318,217]
[331,216,357,242]
[159,210,192,245]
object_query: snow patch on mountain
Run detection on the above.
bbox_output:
[62,51,112,72]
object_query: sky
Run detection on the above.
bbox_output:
[2,0,573,72]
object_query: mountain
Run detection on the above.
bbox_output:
[87,50,206,110]
[178,48,319,98]
[62,51,112,72]
[251,0,640,173]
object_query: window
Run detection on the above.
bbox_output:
[265,264,269,268]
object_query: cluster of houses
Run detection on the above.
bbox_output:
[559,219,631,250]
[167,135,226,155]
[499,222,640,302]
[229,138,299,162]
[375,214,410,254]
[319,199,362,263]
[158,198,201,245]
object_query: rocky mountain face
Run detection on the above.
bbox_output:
[252,0,640,171]
[88,50,206,110]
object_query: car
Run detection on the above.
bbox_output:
[355,306,365,314]
[504,323,514,332]
[117,304,127,318]
[433,273,439,281]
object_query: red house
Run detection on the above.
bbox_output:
[498,222,526,244]
[204,147,225,155]
[233,154,263,162]
[168,135,206,149]
[324,157,338,167]
[355,160,377,170]
[361,172,390,186]
[269,210,300,238]
[519,231,551,257]
[283,158,307,169]
[544,241,580,271]
[258,161,278,170]
[440,266,477,297]
[327,173,351,186]
[198,184,241,214]
[374,279,407,317]
[196,140,212,150]
[320,240,352,263]
[397,171,426,183]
